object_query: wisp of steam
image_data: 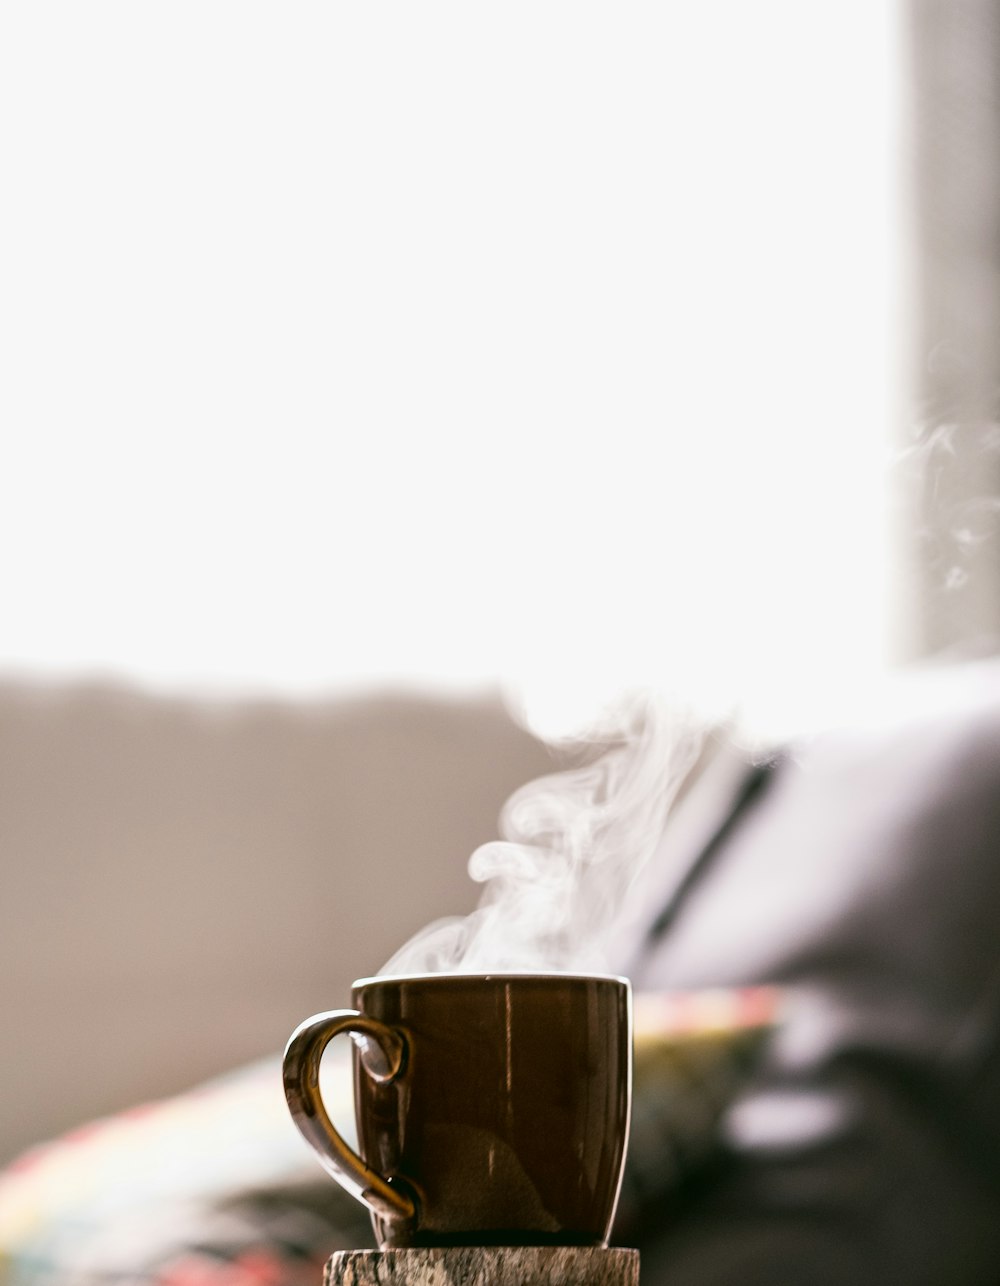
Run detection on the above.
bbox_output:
[380,690,704,976]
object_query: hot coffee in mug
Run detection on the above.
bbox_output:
[283,973,632,1248]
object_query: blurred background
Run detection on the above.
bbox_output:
[1,0,999,1165]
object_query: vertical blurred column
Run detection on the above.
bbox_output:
[905,0,1000,656]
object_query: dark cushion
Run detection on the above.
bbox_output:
[619,663,1000,1284]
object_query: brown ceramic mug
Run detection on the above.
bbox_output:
[283,972,632,1248]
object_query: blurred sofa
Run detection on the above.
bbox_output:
[0,680,552,1166]
[5,661,1000,1286]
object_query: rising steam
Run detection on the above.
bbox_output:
[380,690,704,975]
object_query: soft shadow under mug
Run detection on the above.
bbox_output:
[282,972,632,1248]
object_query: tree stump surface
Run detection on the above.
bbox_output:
[325,1247,639,1286]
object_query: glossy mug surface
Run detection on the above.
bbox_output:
[283,972,632,1248]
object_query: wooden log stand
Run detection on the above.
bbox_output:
[325,1247,639,1286]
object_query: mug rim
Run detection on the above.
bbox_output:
[353,971,630,987]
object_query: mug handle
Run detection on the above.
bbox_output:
[283,1009,417,1224]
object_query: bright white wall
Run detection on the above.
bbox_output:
[0,2,902,735]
